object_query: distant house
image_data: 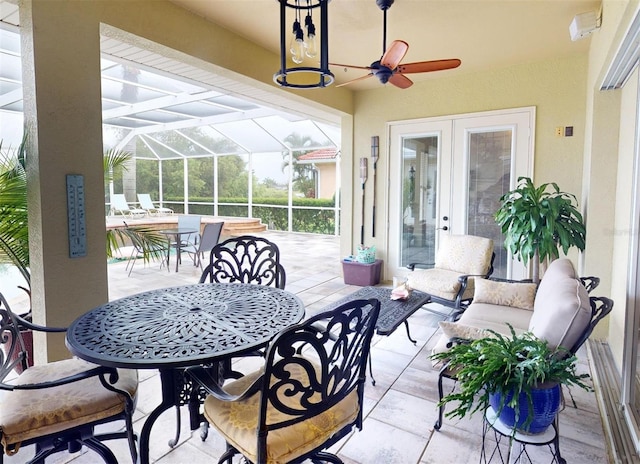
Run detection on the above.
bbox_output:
[297,148,339,199]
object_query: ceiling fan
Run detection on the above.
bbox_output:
[331,0,461,89]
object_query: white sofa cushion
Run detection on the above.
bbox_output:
[530,260,591,351]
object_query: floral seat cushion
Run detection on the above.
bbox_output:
[203,363,359,464]
[0,358,138,452]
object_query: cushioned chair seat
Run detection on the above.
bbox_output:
[0,358,138,449]
[407,268,476,301]
[204,365,359,464]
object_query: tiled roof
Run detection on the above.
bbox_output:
[298,148,338,161]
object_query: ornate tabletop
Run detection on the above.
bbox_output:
[321,286,430,336]
[66,282,305,369]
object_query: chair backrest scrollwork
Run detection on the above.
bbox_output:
[199,235,286,289]
[0,292,29,381]
[255,298,380,461]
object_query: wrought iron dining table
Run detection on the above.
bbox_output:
[65,282,305,464]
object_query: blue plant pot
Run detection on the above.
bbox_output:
[489,383,561,434]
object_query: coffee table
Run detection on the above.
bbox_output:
[321,286,430,342]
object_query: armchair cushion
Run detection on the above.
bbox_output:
[473,279,537,311]
[0,358,138,449]
[407,268,475,301]
[204,363,359,464]
[434,234,494,275]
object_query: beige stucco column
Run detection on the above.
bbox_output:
[20,0,108,362]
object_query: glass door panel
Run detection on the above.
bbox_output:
[466,130,512,278]
[401,136,439,267]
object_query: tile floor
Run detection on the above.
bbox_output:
[6,231,610,464]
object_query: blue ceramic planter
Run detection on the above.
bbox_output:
[489,383,561,434]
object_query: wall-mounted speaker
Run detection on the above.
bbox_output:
[570,11,600,41]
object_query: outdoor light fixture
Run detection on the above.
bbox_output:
[274,0,334,89]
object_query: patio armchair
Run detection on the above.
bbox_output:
[162,234,287,448]
[137,193,174,216]
[0,292,138,464]
[171,215,202,265]
[185,297,380,464]
[110,193,147,218]
[406,234,495,318]
[182,221,224,268]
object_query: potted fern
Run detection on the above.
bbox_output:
[430,326,590,434]
[494,176,586,282]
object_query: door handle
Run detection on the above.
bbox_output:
[438,226,449,231]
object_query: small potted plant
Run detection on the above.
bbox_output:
[494,176,586,283]
[430,326,591,434]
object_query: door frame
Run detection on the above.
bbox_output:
[384,107,535,281]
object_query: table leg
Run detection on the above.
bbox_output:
[175,234,180,272]
[138,369,179,464]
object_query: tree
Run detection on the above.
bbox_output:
[281,132,320,198]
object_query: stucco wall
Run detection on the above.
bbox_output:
[350,55,589,276]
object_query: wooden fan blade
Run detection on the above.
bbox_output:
[396,59,461,74]
[329,62,373,71]
[388,73,413,89]
[380,40,409,70]
[335,73,374,88]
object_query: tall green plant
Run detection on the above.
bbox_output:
[494,176,586,282]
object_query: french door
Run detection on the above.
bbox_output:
[387,107,534,280]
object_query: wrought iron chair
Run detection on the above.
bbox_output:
[182,222,224,268]
[171,215,202,266]
[199,235,286,289]
[186,298,380,464]
[0,292,138,464]
[164,235,287,448]
[406,234,495,318]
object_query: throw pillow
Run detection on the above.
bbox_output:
[438,321,491,342]
[473,279,537,311]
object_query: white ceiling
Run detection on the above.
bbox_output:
[171,0,601,90]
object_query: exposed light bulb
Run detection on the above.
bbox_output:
[289,19,305,64]
[304,14,317,58]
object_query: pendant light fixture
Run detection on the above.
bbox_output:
[274,0,334,89]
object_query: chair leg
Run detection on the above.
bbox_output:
[82,437,118,464]
[311,451,344,463]
[434,369,447,430]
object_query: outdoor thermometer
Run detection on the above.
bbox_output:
[66,174,87,258]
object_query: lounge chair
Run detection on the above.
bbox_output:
[137,193,174,216]
[110,194,147,218]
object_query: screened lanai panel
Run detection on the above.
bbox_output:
[255,116,334,149]
[103,126,133,150]
[207,95,260,111]
[136,135,182,159]
[315,121,341,147]
[214,120,285,152]
[166,101,232,118]
[101,58,206,95]
[179,126,245,155]
[129,109,192,124]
